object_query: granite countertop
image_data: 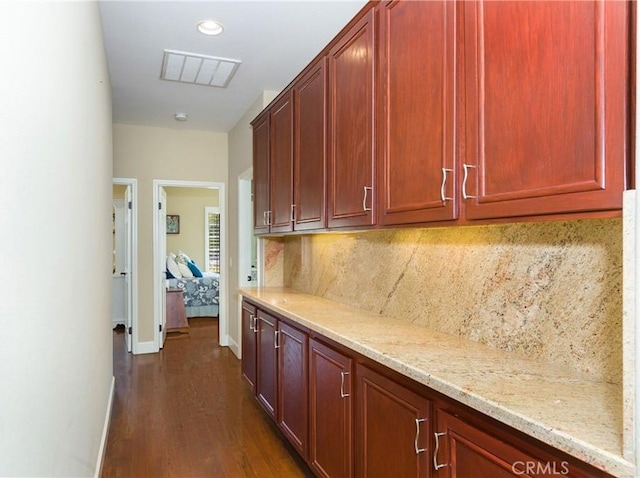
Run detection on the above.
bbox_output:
[239,286,634,478]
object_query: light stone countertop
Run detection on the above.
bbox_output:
[239,286,634,478]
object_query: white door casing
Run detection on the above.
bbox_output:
[238,168,255,289]
[158,187,167,349]
[113,177,138,354]
[123,185,133,353]
[153,179,228,350]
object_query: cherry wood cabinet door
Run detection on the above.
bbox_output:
[356,364,432,478]
[309,338,354,478]
[270,91,294,233]
[256,310,277,421]
[277,321,309,460]
[241,300,257,393]
[328,9,376,229]
[294,58,327,232]
[462,1,629,220]
[434,408,605,478]
[378,0,457,226]
[252,111,270,234]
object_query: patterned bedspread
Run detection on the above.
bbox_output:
[168,272,219,307]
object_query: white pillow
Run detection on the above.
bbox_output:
[178,262,193,278]
[177,251,191,264]
[166,256,182,279]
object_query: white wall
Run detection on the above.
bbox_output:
[113,124,228,343]
[227,91,278,356]
[0,2,113,476]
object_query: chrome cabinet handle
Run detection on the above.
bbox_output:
[249,314,254,331]
[340,371,350,398]
[290,204,296,222]
[462,164,477,199]
[262,211,267,226]
[440,168,454,203]
[265,210,272,225]
[274,330,280,349]
[253,316,258,333]
[362,186,373,212]
[414,418,427,454]
[433,432,448,470]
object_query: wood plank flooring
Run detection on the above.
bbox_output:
[102,318,313,478]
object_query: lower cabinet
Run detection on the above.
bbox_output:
[256,309,278,420]
[433,408,606,478]
[241,299,611,478]
[278,321,309,459]
[241,301,257,392]
[434,409,541,477]
[356,364,432,478]
[247,302,310,460]
[309,338,354,478]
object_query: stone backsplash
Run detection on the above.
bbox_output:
[264,219,622,384]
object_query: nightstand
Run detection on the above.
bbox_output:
[166,288,189,333]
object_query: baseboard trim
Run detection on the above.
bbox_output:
[94,376,115,478]
[228,336,240,359]
[134,340,158,355]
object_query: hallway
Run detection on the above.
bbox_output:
[102,318,312,477]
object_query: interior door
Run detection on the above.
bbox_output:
[159,187,168,348]
[123,185,132,352]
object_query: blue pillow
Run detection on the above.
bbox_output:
[188,260,203,278]
[166,268,176,279]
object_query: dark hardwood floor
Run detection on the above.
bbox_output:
[102,318,313,478]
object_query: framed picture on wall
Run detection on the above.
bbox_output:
[167,215,180,234]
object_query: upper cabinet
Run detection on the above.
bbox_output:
[461,0,630,220]
[327,8,377,229]
[378,0,457,226]
[253,58,328,236]
[251,0,631,235]
[252,111,270,235]
[294,58,328,232]
[269,91,295,234]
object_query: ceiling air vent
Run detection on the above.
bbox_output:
[160,49,241,88]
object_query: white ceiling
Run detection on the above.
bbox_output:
[99,0,368,132]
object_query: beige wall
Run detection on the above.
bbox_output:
[165,186,219,270]
[227,91,278,356]
[113,124,228,343]
[0,2,113,475]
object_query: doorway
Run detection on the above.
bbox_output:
[112,178,138,353]
[238,168,259,289]
[153,180,227,350]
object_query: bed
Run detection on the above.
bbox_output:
[167,272,220,318]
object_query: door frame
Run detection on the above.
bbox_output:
[153,179,228,349]
[238,167,257,288]
[112,177,138,353]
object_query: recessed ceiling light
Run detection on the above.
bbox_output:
[197,20,224,36]
[174,113,188,122]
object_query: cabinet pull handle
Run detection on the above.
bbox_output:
[253,316,258,334]
[440,168,454,203]
[265,210,272,226]
[362,186,373,212]
[249,314,255,331]
[414,418,427,454]
[462,164,477,199]
[274,330,280,349]
[290,204,296,222]
[433,432,448,470]
[262,211,267,226]
[340,371,350,398]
